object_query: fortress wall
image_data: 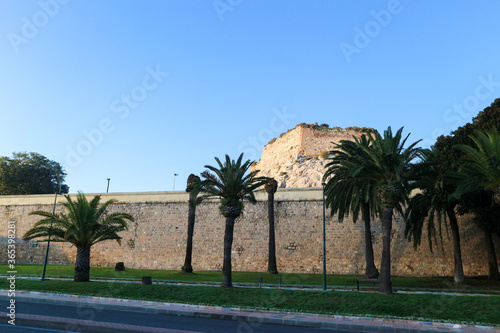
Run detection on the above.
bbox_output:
[1,189,498,277]
[253,126,304,172]
[300,127,368,157]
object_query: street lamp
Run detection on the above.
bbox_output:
[322,182,327,291]
[173,173,178,191]
[106,178,110,193]
[41,184,61,281]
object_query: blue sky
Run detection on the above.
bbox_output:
[1,0,499,193]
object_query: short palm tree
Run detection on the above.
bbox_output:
[182,174,202,273]
[404,148,465,283]
[265,178,279,274]
[198,153,270,287]
[360,127,422,293]
[323,135,380,278]
[23,193,134,282]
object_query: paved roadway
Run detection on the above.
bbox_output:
[1,291,497,333]
[0,300,367,333]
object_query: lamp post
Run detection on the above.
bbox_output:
[106,178,110,193]
[173,174,178,191]
[322,182,327,291]
[41,184,61,281]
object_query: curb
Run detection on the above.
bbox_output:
[2,291,499,332]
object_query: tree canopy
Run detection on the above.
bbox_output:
[0,152,69,195]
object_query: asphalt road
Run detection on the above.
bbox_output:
[1,300,370,333]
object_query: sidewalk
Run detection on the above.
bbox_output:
[1,290,499,333]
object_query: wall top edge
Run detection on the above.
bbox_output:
[0,188,324,205]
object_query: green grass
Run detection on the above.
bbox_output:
[1,278,499,326]
[2,263,500,293]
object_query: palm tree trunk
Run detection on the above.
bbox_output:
[267,190,278,274]
[379,205,393,294]
[484,229,500,280]
[362,202,377,278]
[74,247,91,282]
[222,217,236,288]
[446,207,464,283]
[182,193,196,273]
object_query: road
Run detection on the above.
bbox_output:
[0,300,370,333]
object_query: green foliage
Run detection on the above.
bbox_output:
[359,127,423,208]
[198,153,270,218]
[295,123,376,133]
[404,148,458,251]
[323,135,380,223]
[454,128,500,199]
[434,99,500,231]
[3,277,500,325]
[318,151,329,159]
[23,193,134,248]
[0,152,69,195]
[435,98,500,169]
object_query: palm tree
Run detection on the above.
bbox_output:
[182,174,202,273]
[404,148,465,283]
[265,178,279,274]
[198,153,269,287]
[323,135,380,278]
[454,128,500,280]
[23,193,133,282]
[359,127,422,293]
[454,128,500,204]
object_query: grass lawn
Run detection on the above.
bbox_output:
[2,263,500,293]
[1,278,499,326]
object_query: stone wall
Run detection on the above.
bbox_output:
[300,127,367,157]
[251,125,370,180]
[254,126,304,173]
[0,189,498,277]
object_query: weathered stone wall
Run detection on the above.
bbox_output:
[0,189,498,277]
[300,127,367,157]
[254,126,304,173]
[250,125,373,188]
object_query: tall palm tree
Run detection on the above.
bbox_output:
[359,127,422,294]
[265,178,279,274]
[182,174,202,273]
[23,193,133,282]
[404,148,465,283]
[454,128,500,279]
[454,128,500,204]
[198,153,269,287]
[323,135,380,278]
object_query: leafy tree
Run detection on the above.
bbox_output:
[182,174,202,273]
[453,128,500,279]
[404,148,465,283]
[23,193,133,282]
[265,178,278,274]
[454,128,500,203]
[435,99,500,279]
[360,127,422,293]
[197,154,269,287]
[0,152,69,195]
[323,134,380,278]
